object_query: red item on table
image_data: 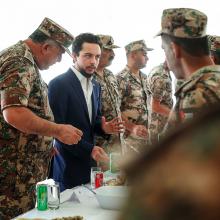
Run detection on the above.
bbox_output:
[95,172,103,188]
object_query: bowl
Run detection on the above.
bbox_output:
[94,185,128,210]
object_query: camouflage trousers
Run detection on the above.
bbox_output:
[0,151,52,219]
[0,189,35,220]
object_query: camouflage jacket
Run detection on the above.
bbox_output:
[94,68,124,153]
[94,68,120,121]
[147,63,173,142]
[119,104,220,220]
[116,66,148,127]
[0,41,53,219]
[167,65,220,131]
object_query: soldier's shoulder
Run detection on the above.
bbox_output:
[104,68,116,79]
[148,64,168,79]
[196,65,220,87]
[179,65,220,94]
[116,67,130,79]
[0,41,35,65]
[104,68,113,75]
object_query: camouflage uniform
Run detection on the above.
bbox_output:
[94,34,126,155]
[175,79,185,92]
[155,8,207,38]
[119,8,220,220]
[94,68,122,154]
[116,40,153,152]
[155,8,220,134]
[147,63,173,143]
[0,18,73,219]
[208,35,220,53]
[169,65,220,128]
[117,66,149,152]
[208,35,220,65]
[119,104,220,220]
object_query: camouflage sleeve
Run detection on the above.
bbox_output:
[112,74,122,106]
[0,58,35,111]
[181,82,220,112]
[116,75,126,106]
[150,75,167,101]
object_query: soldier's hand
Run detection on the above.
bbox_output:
[55,124,83,145]
[131,124,148,139]
[102,116,125,134]
[91,146,109,162]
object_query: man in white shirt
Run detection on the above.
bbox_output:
[48,33,124,190]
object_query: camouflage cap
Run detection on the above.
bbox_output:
[97,34,120,49]
[156,8,207,38]
[208,35,220,52]
[37,17,74,56]
[125,40,153,53]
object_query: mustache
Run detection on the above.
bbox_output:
[87,65,96,68]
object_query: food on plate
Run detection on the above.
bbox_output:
[105,174,126,186]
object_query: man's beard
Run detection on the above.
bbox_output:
[78,68,94,78]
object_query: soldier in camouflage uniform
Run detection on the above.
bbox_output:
[116,40,153,153]
[119,104,220,220]
[94,35,125,154]
[156,8,220,133]
[0,18,82,219]
[174,78,185,91]
[147,61,173,143]
[208,35,220,64]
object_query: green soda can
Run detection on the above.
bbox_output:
[36,184,48,210]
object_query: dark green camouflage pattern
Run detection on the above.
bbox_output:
[166,65,220,131]
[208,35,220,53]
[0,41,53,219]
[147,63,173,143]
[119,104,220,220]
[125,40,153,53]
[117,66,148,151]
[97,34,120,49]
[94,68,123,154]
[37,17,74,49]
[157,8,207,38]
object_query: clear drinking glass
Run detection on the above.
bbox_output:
[90,167,101,189]
[110,153,121,173]
[47,182,60,209]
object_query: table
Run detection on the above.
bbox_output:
[14,173,121,220]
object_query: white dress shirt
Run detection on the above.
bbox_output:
[71,66,93,123]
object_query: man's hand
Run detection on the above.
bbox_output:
[91,146,109,162]
[130,124,148,139]
[101,116,125,134]
[55,124,83,145]
[122,115,148,139]
[3,106,83,145]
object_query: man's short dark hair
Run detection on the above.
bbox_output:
[72,33,102,55]
[162,33,210,57]
[29,30,51,43]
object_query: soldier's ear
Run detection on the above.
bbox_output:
[41,42,51,55]
[171,42,181,59]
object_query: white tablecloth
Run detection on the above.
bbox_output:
[14,184,120,220]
